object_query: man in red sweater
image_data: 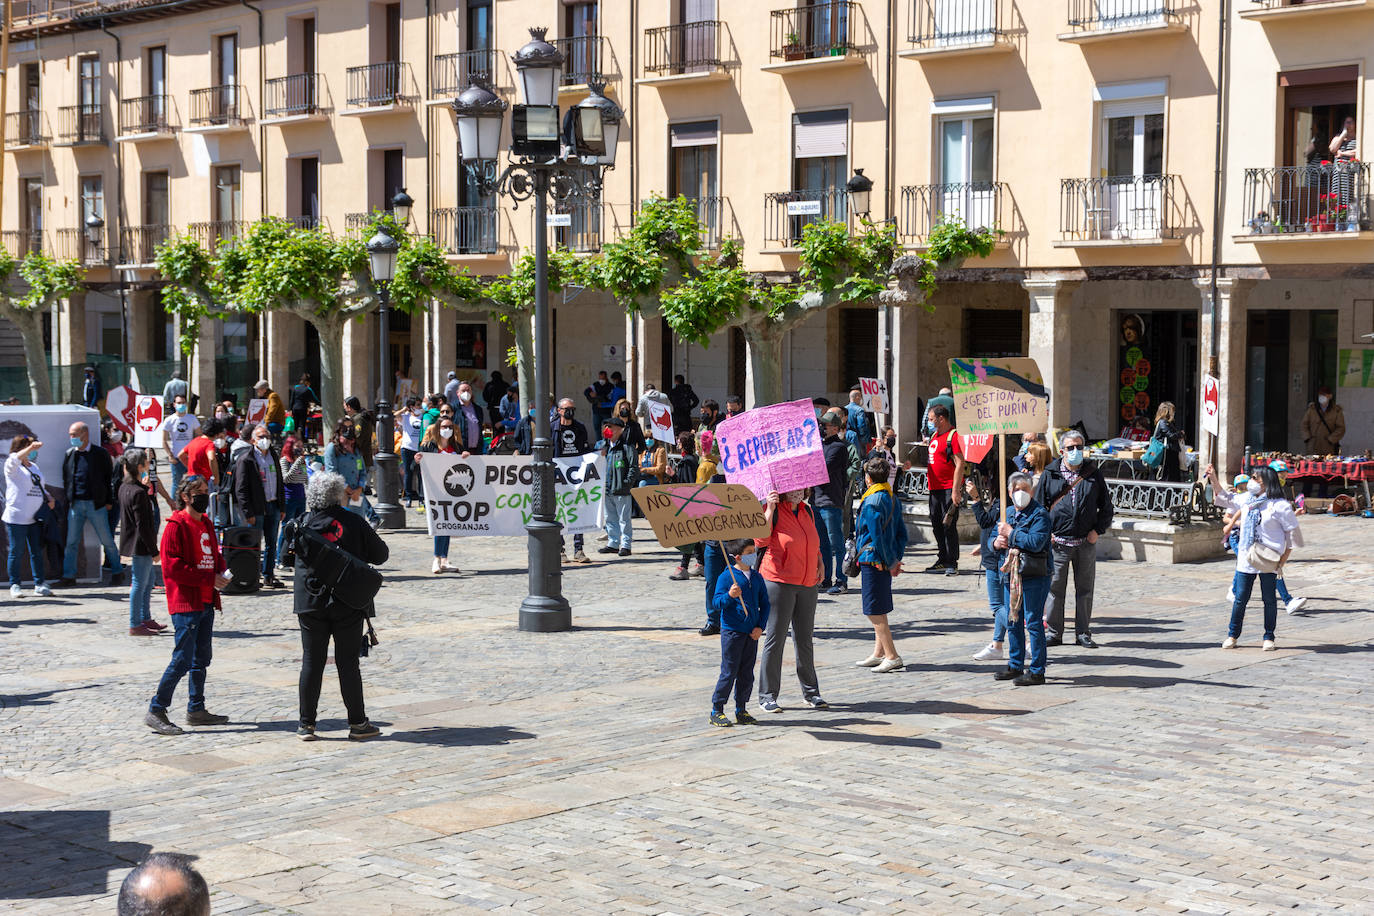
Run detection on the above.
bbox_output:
[145,475,232,736]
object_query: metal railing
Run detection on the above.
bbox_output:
[1059,175,1178,241]
[119,224,172,266]
[5,110,48,147]
[1242,0,1341,8]
[56,104,103,145]
[548,199,602,252]
[895,466,930,503]
[1243,163,1369,234]
[266,73,322,118]
[190,85,245,127]
[1066,0,1180,33]
[286,215,325,231]
[434,206,499,255]
[1105,478,1218,524]
[189,221,247,252]
[346,61,411,108]
[644,20,725,75]
[120,95,174,134]
[56,227,109,265]
[685,196,727,250]
[433,50,497,96]
[900,182,1005,244]
[763,188,848,246]
[552,35,612,85]
[910,0,1010,48]
[771,2,861,60]
[2,230,43,258]
[344,212,373,235]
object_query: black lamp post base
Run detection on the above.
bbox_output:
[518,518,571,631]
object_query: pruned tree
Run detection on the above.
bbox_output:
[0,250,85,404]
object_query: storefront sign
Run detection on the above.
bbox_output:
[418,453,604,537]
[713,397,829,500]
[947,357,1050,436]
[632,483,771,548]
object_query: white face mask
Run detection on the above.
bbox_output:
[254,437,270,452]
[1318,395,1330,408]
[1246,480,1263,496]
[110,430,123,442]
[1011,490,1032,510]
[439,426,454,439]
[459,391,472,403]
[215,437,227,449]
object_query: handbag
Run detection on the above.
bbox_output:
[293,518,383,612]
[1142,437,1166,469]
[1246,541,1282,574]
[1018,549,1050,578]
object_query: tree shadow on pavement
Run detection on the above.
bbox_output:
[386,725,536,747]
[833,699,1032,718]
[1305,643,1374,654]
[1103,640,1219,651]
[1044,654,1183,669]
[1056,674,1255,689]
[804,731,942,749]
[0,810,152,899]
[0,617,99,631]
[0,684,104,709]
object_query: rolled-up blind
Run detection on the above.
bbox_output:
[670,120,718,147]
[793,109,847,159]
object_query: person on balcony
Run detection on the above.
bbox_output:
[1330,116,1358,162]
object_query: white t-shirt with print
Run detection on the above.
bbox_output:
[162,413,201,457]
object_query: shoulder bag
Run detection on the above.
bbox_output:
[293,516,383,612]
[1142,436,1166,469]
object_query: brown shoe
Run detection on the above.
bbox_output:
[129,623,159,636]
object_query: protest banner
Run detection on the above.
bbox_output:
[632,483,771,548]
[858,377,888,414]
[647,400,675,445]
[713,397,828,500]
[418,452,605,537]
[104,385,140,437]
[132,396,164,448]
[246,398,268,424]
[962,432,995,464]
[947,357,1049,436]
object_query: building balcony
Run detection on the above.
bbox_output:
[641,21,729,86]
[434,206,499,255]
[286,215,326,231]
[344,61,417,114]
[2,229,44,258]
[54,104,104,146]
[1241,0,1374,20]
[189,220,247,253]
[188,85,249,132]
[686,196,728,250]
[1239,163,1372,242]
[1055,175,1182,246]
[763,188,848,249]
[552,36,617,89]
[766,2,866,72]
[903,0,1017,59]
[546,199,602,253]
[344,212,374,235]
[55,227,111,266]
[118,224,173,269]
[5,110,50,149]
[1059,0,1186,42]
[899,182,1008,246]
[264,73,328,123]
[432,50,499,99]
[118,95,178,141]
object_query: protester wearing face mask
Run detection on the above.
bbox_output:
[453,382,486,455]
[553,398,592,563]
[991,472,1053,686]
[323,420,378,527]
[1033,430,1115,649]
[399,397,425,507]
[697,399,722,433]
[161,394,201,494]
[119,449,165,635]
[707,539,769,728]
[609,397,645,457]
[233,425,287,588]
[414,416,471,574]
[853,455,908,673]
[1299,386,1345,497]
[181,419,223,489]
[1150,401,1186,483]
[60,421,124,587]
[598,417,636,557]
[755,487,828,713]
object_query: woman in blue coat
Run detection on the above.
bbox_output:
[993,471,1053,685]
[853,454,909,673]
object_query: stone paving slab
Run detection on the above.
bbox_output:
[0,515,1370,912]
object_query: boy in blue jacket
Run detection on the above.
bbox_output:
[709,538,770,727]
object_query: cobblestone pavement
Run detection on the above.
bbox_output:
[1,513,1371,914]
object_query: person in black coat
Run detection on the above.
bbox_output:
[118,449,164,635]
[232,425,286,588]
[668,375,700,433]
[553,398,591,563]
[292,470,389,741]
[1032,430,1115,648]
[60,420,124,586]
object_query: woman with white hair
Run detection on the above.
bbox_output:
[292,470,389,741]
[992,471,1053,686]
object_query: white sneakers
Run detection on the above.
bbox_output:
[1222,636,1278,650]
[1221,636,1238,649]
[34,583,52,597]
[1262,639,1276,652]
[8,584,21,599]
[855,655,882,667]
[1285,596,1307,615]
[972,642,1003,661]
[432,558,442,575]
[874,657,905,673]
[432,558,457,574]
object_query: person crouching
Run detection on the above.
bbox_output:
[708,538,770,728]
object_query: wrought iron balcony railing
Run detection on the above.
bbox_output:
[1059,175,1178,242]
[119,224,172,266]
[900,182,1006,244]
[5,109,48,147]
[346,61,413,108]
[433,50,497,96]
[909,0,1011,49]
[2,230,43,258]
[266,73,322,118]
[190,85,245,127]
[771,2,861,61]
[644,20,725,75]
[763,188,848,246]
[189,220,247,252]
[548,198,602,252]
[434,206,499,255]
[286,215,325,231]
[1242,163,1369,235]
[56,227,109,265]
[120,95,174,135]
[1065,0,1180,34]
[684,196,726,250]
[56,104,103,145]
[551,35,613,86]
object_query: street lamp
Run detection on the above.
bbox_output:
[452,27,624,633]
[390,187,414,225]
[846,168,873,220]
[84,213,104,262]
[366,228,405,530]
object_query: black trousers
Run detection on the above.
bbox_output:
[298,607,367,727]
[929,487,960,567]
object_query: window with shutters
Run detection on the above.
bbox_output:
[670,120,720,247]
[963,309,1023,358]
[839,308,878,389]
[778,108,848,243]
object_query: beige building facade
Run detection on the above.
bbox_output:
[3,0,1372,472]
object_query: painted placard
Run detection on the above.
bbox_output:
[132,395,164,448]
[962,432,995,464]
[246,398,268,424]
[631,483,771,548]
[647,400,675,445]
[947,357,1050,436]
[104,385,140,437]
[418,452,605,537]
[858,377,888,414]
[1201,375,1220,436]
[713,397,828,500]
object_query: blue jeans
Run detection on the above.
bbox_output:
[711,629,759,712]
[276,493,306,564]
[816,505,846,587]
[985,569,1008,642]
[1004,574,1050,676]
[1275,576,1292,603]
[434,535,450,558]
[6,521,46,587]
[401,448,420,501]
[62,500,123,579]
[254,503,282,574]
[170,460,186,495]
[703,540,726,623]
[150,607,215,713]
[129,554,155,627]
[1229,571,1278,641]
[604,493,633,548]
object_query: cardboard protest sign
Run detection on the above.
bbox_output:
[104,385,139,437]
[132,396,164,448]
[647,400,675,445]
[858,377,888,414]
[947,357,1049,436]
[962,432,995,464]
[246,398,268,424]
[632,483,771,548]
[418,452,604,537]
[713,398,829,500]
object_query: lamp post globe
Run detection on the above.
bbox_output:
[512,27,563,108]
[846,168,874,220]
[390,187,414,226]
[84,213,105,261]
[452,81,507,162]
[365,228,405,529]
[577,81,624,167]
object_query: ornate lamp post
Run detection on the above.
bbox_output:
[846,168,873,220]
[451,28,624,632]
[366,227,405,529]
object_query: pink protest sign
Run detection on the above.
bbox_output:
[713,398,830,500]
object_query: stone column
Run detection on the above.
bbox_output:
[433,305,456,393]
[882,303,922,445]
[343,313,373,405]
[54,290,87,367]
[1022,278,1082,430]
[189,319,216,408]
[1195,277,1254,476]
[635,313,665,397]
[263,311,297,393]
[125,290,151,362]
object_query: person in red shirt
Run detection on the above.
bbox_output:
[925,404,966,576]
[144,475,231,736]
[180,418,222,486]
[754,488,826,713]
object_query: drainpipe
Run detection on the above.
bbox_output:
[883,0,897,432]
[628,0,640,400]
[424,0,435,391]
[240,0,266,378]
[1207,0,1229,469]
[100,19,128,372]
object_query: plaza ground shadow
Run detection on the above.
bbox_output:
[805,731,942,749]
[834,699,1033,718]
[0,810,152,899]
[385,725,536,747]
[0,683,104,710]
[0,617,99,631]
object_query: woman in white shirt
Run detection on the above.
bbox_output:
[4,436,55,598]
[1206,463,1302,651]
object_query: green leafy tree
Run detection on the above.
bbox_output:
[0,250,84,404]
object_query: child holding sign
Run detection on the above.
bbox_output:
[708,539,770,728]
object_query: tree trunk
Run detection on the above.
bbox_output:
[741,321,784,408]
[513,310,534,417]
[313,316,347,433]
[8,307,54,404]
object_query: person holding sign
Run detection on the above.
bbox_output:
[598,418,636,557]
[412,416,468,573]
[756,489,827,713]
[925,405,966,576]
[852,455,908,673]
[707,538,770,728]
[992,472,1052,687]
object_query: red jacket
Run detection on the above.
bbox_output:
[160,509,224,613]
[755,500,821,588]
